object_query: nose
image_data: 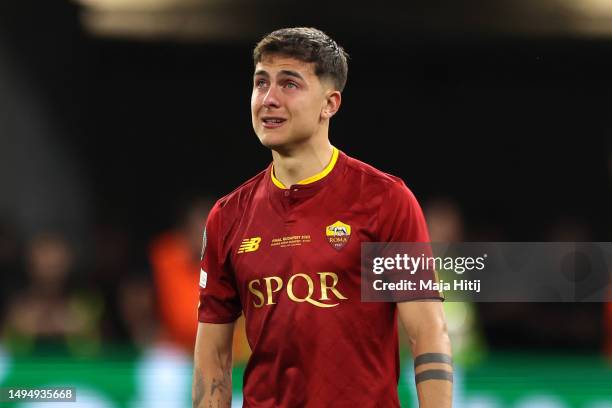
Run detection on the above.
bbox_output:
[262,84,280,109]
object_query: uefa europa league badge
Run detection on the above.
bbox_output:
[325,221,351,250]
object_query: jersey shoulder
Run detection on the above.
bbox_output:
[214,168,268,216]
[343,153,410,193]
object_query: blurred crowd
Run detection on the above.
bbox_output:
[0,196,251,362]
[0,196,610,364]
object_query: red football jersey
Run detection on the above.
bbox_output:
[198,148,440,407]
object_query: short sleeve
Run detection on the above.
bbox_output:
[377,179,430,243]
[378,179,443,301]
[197,201,242,323]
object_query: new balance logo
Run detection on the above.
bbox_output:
[238,237,262,254]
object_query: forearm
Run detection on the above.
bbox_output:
[192,322,235,408]
[412,333,453,408]
[192,360,232,408]
[398,301,453,408]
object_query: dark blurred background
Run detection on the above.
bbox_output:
[1,0,611,406]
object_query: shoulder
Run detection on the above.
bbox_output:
[208,168,268,223]
[341,153,429,241]
[342,152,414,198]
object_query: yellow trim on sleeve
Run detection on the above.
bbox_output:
[271,147,339,189]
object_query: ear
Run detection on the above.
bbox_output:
[321,90,342,120]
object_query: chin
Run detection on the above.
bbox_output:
[255,128,310,152]
[257,131,288,150]
[260,140,289,153]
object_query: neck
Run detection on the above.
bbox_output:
[272,139,334,188]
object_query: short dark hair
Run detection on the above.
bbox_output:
[253,27,349,92]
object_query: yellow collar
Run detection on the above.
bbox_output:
[271,147,339,189]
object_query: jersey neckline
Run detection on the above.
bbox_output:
[266,147,347,207]
[270,146,340,189]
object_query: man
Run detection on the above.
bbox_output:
[193,27,452,407]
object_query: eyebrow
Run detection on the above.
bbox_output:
[254,69,305,81]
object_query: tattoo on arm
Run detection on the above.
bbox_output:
[209,367,232,408]
[210,367,231,396]
[414,352,453,367]
[414,353,453,384]
[415,369,453,384]
[193,367,232,408]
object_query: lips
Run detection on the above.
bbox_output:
[262,116,287,129]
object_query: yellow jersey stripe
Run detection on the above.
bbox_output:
[271,170,286,189]
[271,147,339,189]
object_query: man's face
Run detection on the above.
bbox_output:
[251,54,330,150]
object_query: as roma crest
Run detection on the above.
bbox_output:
[325,221,351,250]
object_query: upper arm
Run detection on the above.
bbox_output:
[193,322,235,367]
[397,300,448,347]
[377,179,430,243]
[378,180,442,301]
[198,202,242,324]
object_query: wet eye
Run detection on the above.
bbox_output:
[255,79,267,88]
